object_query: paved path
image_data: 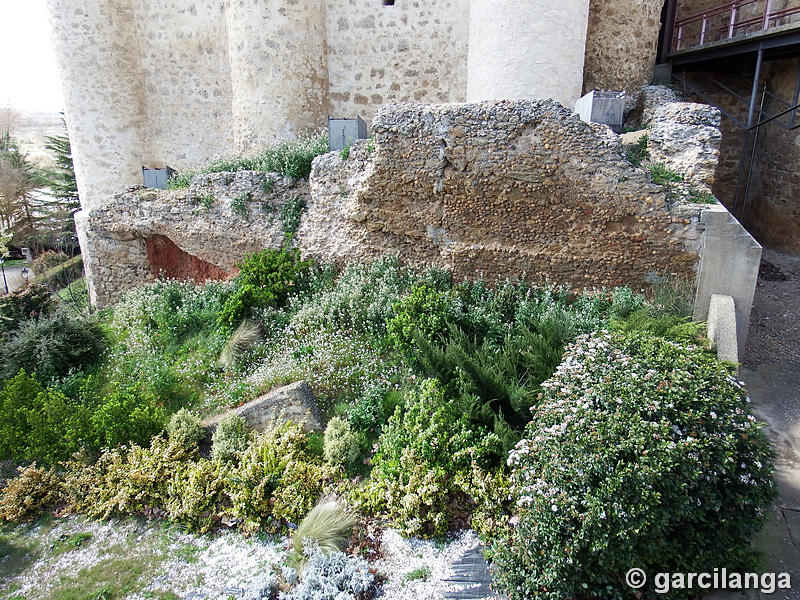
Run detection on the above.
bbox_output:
[711,249,800,600]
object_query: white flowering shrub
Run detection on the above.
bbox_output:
[289,256,414,336]
[280,545,377,600]
[248,328,408,413]
[494,332,776,600]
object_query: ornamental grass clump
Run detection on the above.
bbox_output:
[494,331,776,600]
[289,496,357,572]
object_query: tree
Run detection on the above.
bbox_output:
[42,123,80,254]
[0,107,22,152]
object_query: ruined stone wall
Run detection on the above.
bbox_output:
[82,172,307,307]
[583,0,665,96]
[298,100,708,290]
[324,0,470,124]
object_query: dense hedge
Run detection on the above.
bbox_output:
[494,332,776,600]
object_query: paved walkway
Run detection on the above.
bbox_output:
[711,249,800,600]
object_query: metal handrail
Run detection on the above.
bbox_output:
[674,0,800,51]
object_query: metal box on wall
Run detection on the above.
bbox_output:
[575,91,626,133]
[142,166,176,189]
[328,116,368,151]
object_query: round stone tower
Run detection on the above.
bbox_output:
[224,0,330,151]
[466,0,591,108]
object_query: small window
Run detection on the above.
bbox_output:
[383,0,395,5]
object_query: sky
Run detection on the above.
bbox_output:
[0,0,64,113]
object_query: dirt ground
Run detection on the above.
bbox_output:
[712,249,800,600]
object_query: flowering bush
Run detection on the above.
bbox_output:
[494,332,776,600]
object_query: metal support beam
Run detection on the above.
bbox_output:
[747,48,764,128]
[660,0,679,61]
[790,63,800,129]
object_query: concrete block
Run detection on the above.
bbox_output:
[694,205,761,357]
[575,90,625,132]
[707,294,738,363]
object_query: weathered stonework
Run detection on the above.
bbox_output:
[81,171,308,307]
[583,0,665,96]
[297,100,708,290]
[648,101,722,188]
[202,381,324,445]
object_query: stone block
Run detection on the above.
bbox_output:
[202,381,323,444]
[707,294,738,364]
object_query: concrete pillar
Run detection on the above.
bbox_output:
[466,0,590,108]
[224,0,329,151]
[46,0,148,212]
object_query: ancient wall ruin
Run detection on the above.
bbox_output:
[81,99,738,308]
[47,0,673,219]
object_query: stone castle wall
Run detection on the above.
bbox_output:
[47,0,667,217]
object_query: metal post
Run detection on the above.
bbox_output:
[0,261,7,295]
[790,64,800,129]
[700,14,708,45]
[747,48,764,129]
[763,0,772,29]
[742,87,767,222]
[660,0,678,59]
[728,3,738,38]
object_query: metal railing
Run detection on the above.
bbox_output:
[674,0,800,51]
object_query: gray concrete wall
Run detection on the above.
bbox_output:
[694,205,762,358]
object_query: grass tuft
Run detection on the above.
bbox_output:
[289,496,357,573]
[168,133,329,189]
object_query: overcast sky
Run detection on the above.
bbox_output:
[0,0,64,113]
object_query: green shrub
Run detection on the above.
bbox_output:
[323,417,361,470]
[280,195,307,237]
[0,310,105,380]
[610,286,645,319]
[625,134,649,167]
[168,133,328,188]
[31,250,70,274]
[211,414,251,463]
[65,435,190,519]
[0,284,56,337]
[289,497,357,572]
[290,257,413,336]
[386,283,449,352]
[360,379,501,537]
[90,383,166,450]
[345,386,403,437]
[227,420,333,532]
[647,162,684,184]
[0,463,63,522]
[166,459,230,533]
[32,254,83,291]
[166,409,205,450]
[494,332,776,600]
[218,247,313,327]
[0,371,88,465]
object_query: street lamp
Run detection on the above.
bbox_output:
[0,258,7,295]
[20,267,29,286]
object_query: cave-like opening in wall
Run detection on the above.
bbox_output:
[145,235,233,282]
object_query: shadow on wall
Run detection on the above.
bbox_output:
[145,235,233,282]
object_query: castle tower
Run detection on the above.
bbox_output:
[46,0,149,213]
[224,0,330,150]
[466,0,591,108]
